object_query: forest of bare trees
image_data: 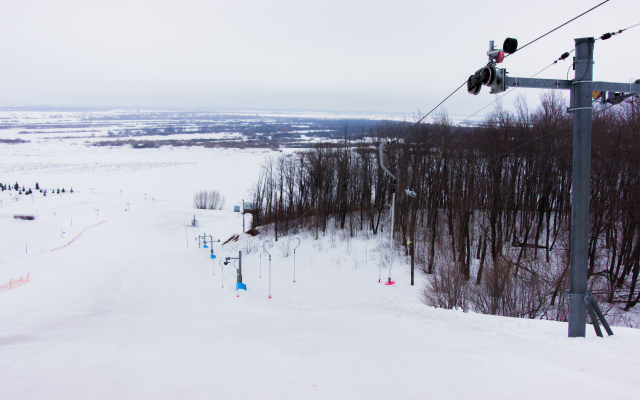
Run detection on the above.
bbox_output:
[249,92,640,325]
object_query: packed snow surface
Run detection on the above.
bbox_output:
[1,134,640,400]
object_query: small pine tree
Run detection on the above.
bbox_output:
[61,188,65,193]
[40,189,42,193]
[43,191,47,196]
[70,188,73,193]
[57,188,60,194]
[14,182,19,191]
[35,182,39,190]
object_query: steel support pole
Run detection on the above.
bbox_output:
[388,187,396,283]
[568,37,594,338]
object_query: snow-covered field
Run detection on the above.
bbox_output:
[2,126,640,399]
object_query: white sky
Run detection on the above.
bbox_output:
[1,0,638,115]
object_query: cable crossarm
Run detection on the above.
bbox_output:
[447,59,563,132]
[457,17,639,133]
[409,3,607,142]
[503,0,610,60]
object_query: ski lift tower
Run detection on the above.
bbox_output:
[224,251,246,294]
[465,37,637,338]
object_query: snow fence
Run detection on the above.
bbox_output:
[0,220,107,264]
[0,273,30,294]
[50,220,107,253]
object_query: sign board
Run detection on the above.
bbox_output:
[243,202,255,211]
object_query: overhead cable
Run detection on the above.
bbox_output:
[503,0,610,59]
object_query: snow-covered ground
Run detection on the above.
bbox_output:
[1,131,640,399]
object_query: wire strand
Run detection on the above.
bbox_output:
[597,21,640,40]
[503,0,610,59]
[390,80,467,144]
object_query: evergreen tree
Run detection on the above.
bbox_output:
[61,188,65,193]
[57,188,60,194]
[35,182,39,190]
[14,182,19,191]
[70,188,73,193]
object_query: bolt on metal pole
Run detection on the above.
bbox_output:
[568,37,595,338]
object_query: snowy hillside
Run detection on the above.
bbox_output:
[2,136,640,399]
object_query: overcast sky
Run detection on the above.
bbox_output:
[1,0,638,116]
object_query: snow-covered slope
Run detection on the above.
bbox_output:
[1,141,639,400]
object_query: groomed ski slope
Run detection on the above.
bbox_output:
[1,144,640,400]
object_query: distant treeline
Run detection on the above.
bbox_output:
[104,117,379,140]
[249,92,640,323]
